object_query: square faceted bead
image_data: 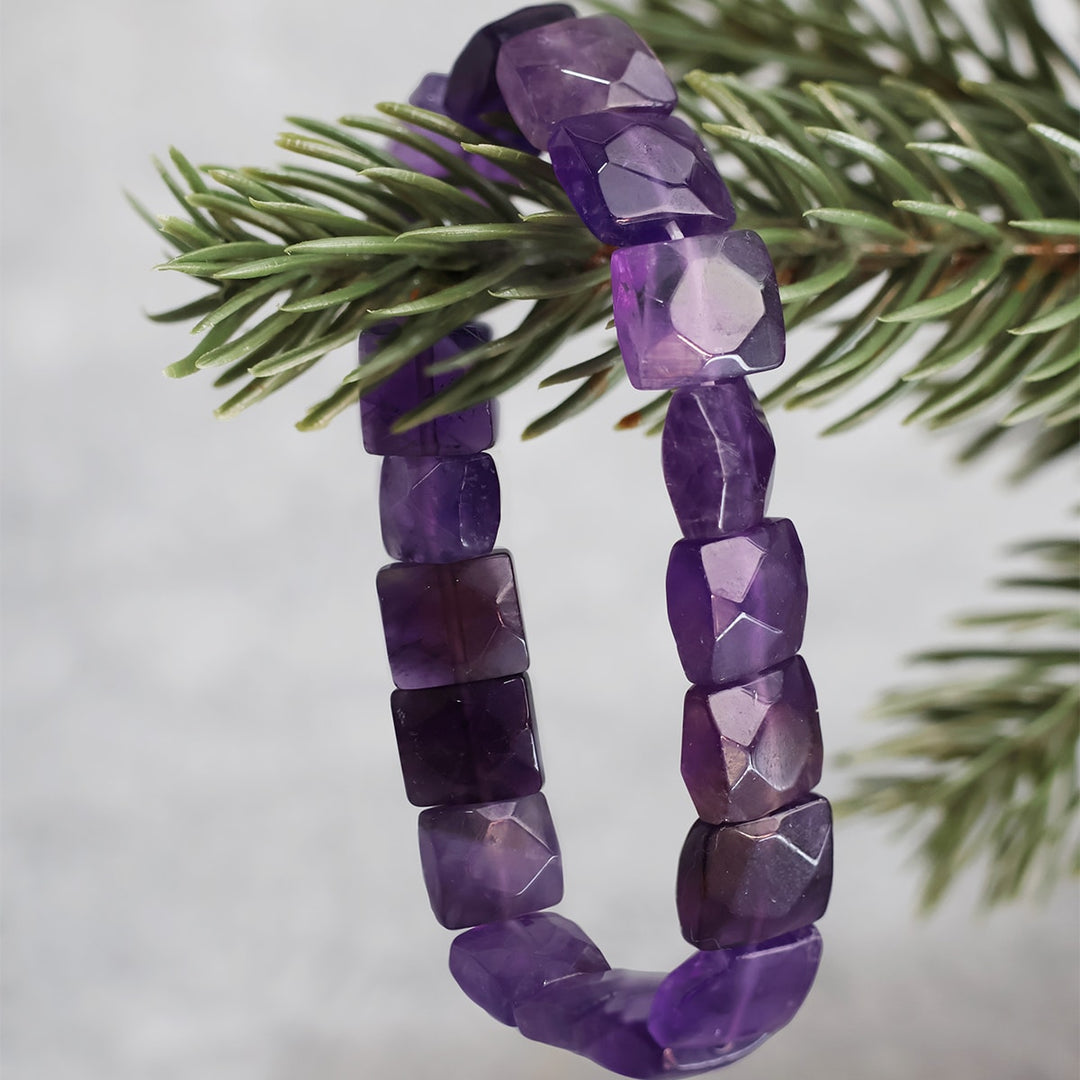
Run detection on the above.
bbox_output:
[681,657,823,824]
[676,795,833,948]
[661,381,775,540]
[418,793,563,929]
[359,323,496,456]
[666,519,807,686]
[495,15,677,150]
[376,551,528,689]
[612,231,785,389]
[445,4,577,150]
[549,110,735,246]
[379,453,501,564]
[390,675,543,807]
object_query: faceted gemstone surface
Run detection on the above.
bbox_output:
[376,551,528,689]
[387,72,512,182]
[612,231,785,389]
[661,380,775,540]
[666,519,807,686]
[649,927,823,1050]
[681,657,822,824]
[449,911,609,1025]
[677,796,833,948]
[359,323,496,457]
[514,969,764,1078]
[418,793,563,929]
[496,15,677,150]
[549,110,735,246]
[379,452,501,564]
[445,4,577,150]
[391,675,543,807]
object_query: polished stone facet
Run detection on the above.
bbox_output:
[649,927,823,1051]
[681,657,822,824]
[379,453,501,564]
[449,911,609,1025]
[446,4,577,150]
[549,110,735,245]
[515,969,764,1078]
[612,231,785,389]
[666,519,807,686]
[391,675,543,807]
[496,15,677,150]
[677,796,833,948]
[418,793,563,929]
[376,551,528,689]
[661,381,775,540]
[359,323,496,457]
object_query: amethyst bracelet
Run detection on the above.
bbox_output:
[365,8,832,1077]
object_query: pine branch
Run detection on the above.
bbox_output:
[839,538,1080,908]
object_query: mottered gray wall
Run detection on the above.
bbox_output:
[3,1,1078,1078]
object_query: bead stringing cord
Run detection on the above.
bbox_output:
[366,7,833,1077]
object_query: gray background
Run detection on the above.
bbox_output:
[3,1,1078,1078]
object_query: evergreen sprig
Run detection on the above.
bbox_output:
[840,538,1080,908]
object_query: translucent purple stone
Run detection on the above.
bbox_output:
[359,323,496,457]
[514,969,764,1078]
[676,796,833,949]
[666,519,807,687]
[681,657,823,824]
[390,675,543,807]
[612,231,785,389]
[449,911,609,1025]
[648,928,823,1051]
[376,550,528,689]
[495,15,677,151]
[661,381,775,540]
[445,4,577,150]
[379,453,501,564]
[418,793,563,929]
[548,110,735,246]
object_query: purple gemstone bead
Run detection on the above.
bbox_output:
[612,231,785,389]
[514,969,764,1078]
[379,453,501,564]
[649,927,823,1051]
[376,550,528,689]
[661,381,775,540]
[359,323,496,457]
[677,796,833,948]
[496,15,677,151]
[549,110,735,246]
[681,657,823,824]
[445,4,577,151]
[449,911,609,1025]
[418,793,563,929]
[391,675,543,807]
[666,519,807,686]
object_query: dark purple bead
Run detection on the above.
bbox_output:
[376,551,528,689]
[677,796,833,948]
[379,453,501,564]
[549,110,735,246]
[681,658,823,824]
[449,911,609,1025]
[359,323,496,457]
[666,519,807,686]
[496,15,677,150]
[649,927,823,1051]
[445,5,577,151]
[391,675,543,807]
[418,793,563,929]
[612,231,785,389]
[661,381,775,540]
[514,969,764,1078]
